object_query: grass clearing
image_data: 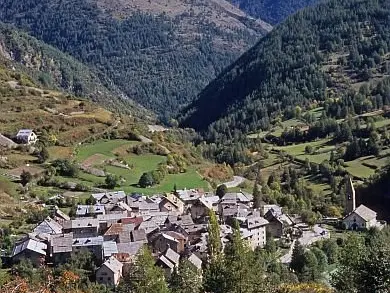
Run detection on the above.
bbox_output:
[275,138,333,156]
[345,160,376,178]
[47,146,73,160]
[75,139,139,162]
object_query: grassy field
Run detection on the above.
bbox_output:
[297,153,330,164]
[47,146,73,160]
[345,160,376,178]
[62,139,210,195]
[275,138,333,156]
[248,119,305,139]
[75,139,140,162]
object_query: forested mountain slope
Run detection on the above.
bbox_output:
[229,0,320,24]
[0,0,271,117]
[181,0,390,140]
[0,23,149,116]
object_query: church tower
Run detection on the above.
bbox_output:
[345,176,356,215]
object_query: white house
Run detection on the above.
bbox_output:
[96,256,123,286]
[16,129,38,145]
[343,204,380,230]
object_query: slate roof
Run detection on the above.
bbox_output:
[103,241,118,258]
[246,215,268,229]
[352,204,377,221]
[72,236,103,247]
[104,223,134,236]
[63,218,99,229]
[165,248,180,265]
[198,196,220,209]
[158,255,175,269]
[131,229,147,242]
[76,205,106,216]
[33,217,63,235]
[51,233,73,254]
[222,192,253,203]
[188,253,202,270]
[12,239,47,257]
[138,220,159,234]
[97,213,127,222]
[101,256,123,273]
[116,241,144,256]
[92,191,126,203]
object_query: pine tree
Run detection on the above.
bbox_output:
[203,210,227,293]
[169,259,202,293]
[118,246,169,293]
[207,210,221,258]
[223,221,269,293]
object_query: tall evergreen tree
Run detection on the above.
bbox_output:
[118,246,169,293]
[169,259,202,293]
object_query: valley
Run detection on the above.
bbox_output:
[1,0,390,292]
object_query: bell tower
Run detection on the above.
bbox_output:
[345,176,356,215]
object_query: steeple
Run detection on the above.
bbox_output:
[345,176,356,215]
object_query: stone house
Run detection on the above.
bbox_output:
[264,208,294,238]
[12,239,47,266]
[96,256,123,286]
[49,233,73,264]
[152,232,185,254]
[62,219,99,237]
[33,217,63,235]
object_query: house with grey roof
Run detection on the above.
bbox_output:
[33,217,63,235]
[115,241,144,265]
[49,233,73,264]
[96,256,123,286]
[156,248,180,277]
[187,253,202,270]
[153,232,184,254]
[92,191,126,204]
[244,214,268,249]
[76,205,106,217]
[16,129,38,145]
[343,204,382,230]
[264,207,294,238]
[12,238,47,266]
[190,196,219,221]
[103,241,118,259]
[63,219,99,238]
[72,236,104,261]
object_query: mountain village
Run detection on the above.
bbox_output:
[7,176,385,287]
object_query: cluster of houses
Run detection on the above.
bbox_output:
[10,189,299,287]
[10,178,384,287]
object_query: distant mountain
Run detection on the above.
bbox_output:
[229,0,320,24]
[180,0,390,140]
[0,23,149,117]
[0,0,271,117]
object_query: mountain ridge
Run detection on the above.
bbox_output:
[0,0,271,116]
[180,0,390,140]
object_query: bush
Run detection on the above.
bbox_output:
[52,159,79,177]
